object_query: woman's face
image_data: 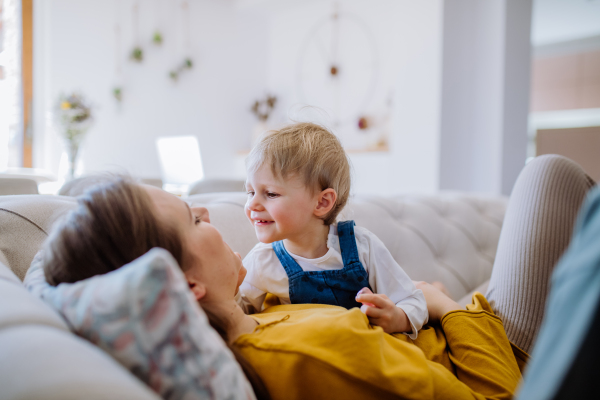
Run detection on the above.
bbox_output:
[144,186,246,303]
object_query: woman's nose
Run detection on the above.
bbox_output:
[191,206,210,223]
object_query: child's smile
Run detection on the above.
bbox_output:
[244,165,325,247]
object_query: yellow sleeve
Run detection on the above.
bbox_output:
[433,293,523,400]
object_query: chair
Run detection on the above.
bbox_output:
[0,178,39,195]
[187,179,246,195]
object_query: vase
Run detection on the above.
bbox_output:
[63,128,86,181]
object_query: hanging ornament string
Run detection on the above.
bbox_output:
[131,1,143,62]
[169,0,193,81]
[183,0,191,53]
[331,1,341,127]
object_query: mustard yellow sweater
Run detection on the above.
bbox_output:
[235,293,527,400]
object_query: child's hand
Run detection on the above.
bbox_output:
[355,288,411,334]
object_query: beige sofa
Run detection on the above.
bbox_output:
[0,191,506,399]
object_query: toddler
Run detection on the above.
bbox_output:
[236,122,427,337]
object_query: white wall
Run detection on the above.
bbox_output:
[33,0,268,180]
[260,0,444,195]
[439,0,532,195]
[33,0,531,196]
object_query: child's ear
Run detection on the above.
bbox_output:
[314,188,337,217]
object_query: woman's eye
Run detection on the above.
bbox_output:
[195,216,201,225]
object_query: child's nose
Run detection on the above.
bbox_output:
[248,196,264,211]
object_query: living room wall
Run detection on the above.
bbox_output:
[32,0,531,196]
[260,0,443,195]
[33,0,269,181]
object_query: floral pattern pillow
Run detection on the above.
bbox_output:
[25,248,255,400]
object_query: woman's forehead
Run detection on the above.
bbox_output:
[144,185,188,222]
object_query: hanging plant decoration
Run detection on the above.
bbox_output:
[169,58,193,81]
[251,94,277,122]
[130,2,143,63]
[131,46,144,62]
[152,0,165,46]
[113,87,123,102]
[169,1,194,82]
[153,31,163,45]
[112,20,125,106]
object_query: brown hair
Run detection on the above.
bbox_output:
[41,176,270,400]
[246,122,351,225]
[43,176,184,285]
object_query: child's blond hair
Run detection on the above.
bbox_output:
[246,122,351,225]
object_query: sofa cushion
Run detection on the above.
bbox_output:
[0,261,68,332]
[0,195,76,280]
[25,248,256,400]
[0,325,160,400]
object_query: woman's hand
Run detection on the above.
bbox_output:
[413,281,463,323]
[355,288,411,334]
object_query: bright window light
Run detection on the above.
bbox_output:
[156,136,204,191]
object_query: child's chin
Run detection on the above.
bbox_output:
[257,233,277,244]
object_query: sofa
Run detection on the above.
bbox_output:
[0,191,507,399]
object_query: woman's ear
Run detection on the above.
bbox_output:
[187,279,207,301]
[314,188,337,217]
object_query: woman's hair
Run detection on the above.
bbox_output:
[43,175,184,286]
[41,176,270,399]
[246,122,351,225]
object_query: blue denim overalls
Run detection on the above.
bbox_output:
[272,220,372,309]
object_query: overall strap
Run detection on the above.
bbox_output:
[272,241,304,277]
[337,220,361,267]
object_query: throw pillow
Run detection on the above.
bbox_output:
[25,248,256,400]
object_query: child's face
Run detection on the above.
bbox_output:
[245,165,321,244]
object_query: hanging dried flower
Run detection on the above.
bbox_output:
[251,94,277,122]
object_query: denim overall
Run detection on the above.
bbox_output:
[272,220,372,309]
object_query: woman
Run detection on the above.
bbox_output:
[42,155,594,399]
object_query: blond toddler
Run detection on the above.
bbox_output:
[236,122,427,337]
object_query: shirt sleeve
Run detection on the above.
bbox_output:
[236,246,268,314]
[356,227,429,339]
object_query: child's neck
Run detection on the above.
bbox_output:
[283,223,330,259]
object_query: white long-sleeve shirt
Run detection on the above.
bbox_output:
[236,223,428,339]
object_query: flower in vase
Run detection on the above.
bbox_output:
[55,93,94,179]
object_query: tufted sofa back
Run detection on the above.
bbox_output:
[0,192,506,300]
[187,192,507,300]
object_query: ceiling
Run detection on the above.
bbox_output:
[532,0,600,46]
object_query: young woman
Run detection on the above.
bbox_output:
[41,155,594,400]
